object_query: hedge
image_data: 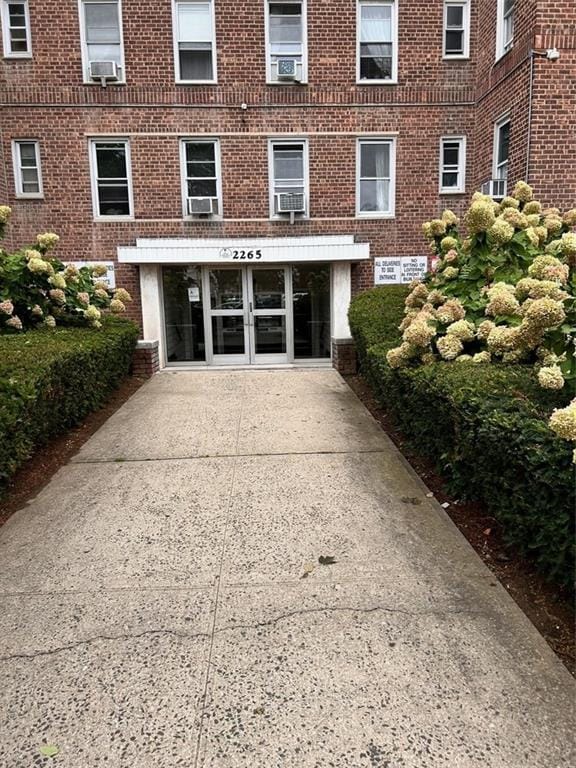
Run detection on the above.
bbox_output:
[0,318,139,493]
[349,287,575,585]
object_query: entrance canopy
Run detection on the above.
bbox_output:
[118,235,369,265]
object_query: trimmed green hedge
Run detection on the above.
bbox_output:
[349,287,575,585]
[0,318,139,492]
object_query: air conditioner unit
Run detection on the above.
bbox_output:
[89,61,119,82]
[187,197,218,216]
[481,178,507,200]
[277,192,306,214]
[277,58,298,80]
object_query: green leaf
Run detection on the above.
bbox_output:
[39,745,59,758]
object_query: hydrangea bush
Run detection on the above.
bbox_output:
[385,182,576,458]
[0,206,132,333]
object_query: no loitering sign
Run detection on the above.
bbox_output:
[374,256,428,285]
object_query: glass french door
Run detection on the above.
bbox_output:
[163,263,332,367]
[248,266,290,364]
[205,268,250,364]
[203,266,290,364]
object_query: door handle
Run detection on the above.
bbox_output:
[248,301,253,326]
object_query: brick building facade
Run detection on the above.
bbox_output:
[1,0,574,370]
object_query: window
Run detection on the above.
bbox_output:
[269,140,308,218]
[12,140,42,198]
[89,139,133,218]
[79,0,124,82]
[173,0,216,82]
[2,0,31,57]
[440,137,466,193]
[493,118,510,197]
[265,1,306,83]
[180,139,221,217]
[357,1,397,83]
[443,1,469,58]
[496,0,514,59]
[356,139,395,217]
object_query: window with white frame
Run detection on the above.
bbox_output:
[357,1,397,83]
[357,139,395,217]
[181,139,221,217]
[493,118,510,197]
[12,140,42,198]
[266,1,306,83]
[90,140,133,218]
[269,140,308,218]
[1,0,31,57]
[440,137,466,193]
[496,0,514,59]
[80,0,124,82]
[173,0,216,82]
[443,1,469,58]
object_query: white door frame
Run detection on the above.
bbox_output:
[247,264,292,365]
[203,266,251,365]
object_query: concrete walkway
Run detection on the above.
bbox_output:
[0,370,574,768]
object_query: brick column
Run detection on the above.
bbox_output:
[132,340,160,378]
[331,338,357,375]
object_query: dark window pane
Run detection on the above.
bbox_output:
[361,143,390,178]
[179,48,213,79]
[162,266,206,363]
[446,6,463,26]
[498,123,510,164]
[10,37,28,52]
[360,55,392,79]
[19,143,37,164]
[21,168,39,184]
[98,184,130,215]
[211,316,245,355]
[445,30,463,53]
[186,162,216,178]
[442,172,459,188]
[187,179,217,197]
[96,146,127,178]
[443,145,460,165]
[269,4,301,15]
[185,142,215,163]
[22,180,40,194]
[292,264,331,359]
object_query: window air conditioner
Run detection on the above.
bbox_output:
[277,192,305,214]
[89,61,119,82]
[187,197,218,216]
[277,58,298,80]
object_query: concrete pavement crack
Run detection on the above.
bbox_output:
[0,605,481,664]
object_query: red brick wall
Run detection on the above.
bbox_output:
[1,0,575,328]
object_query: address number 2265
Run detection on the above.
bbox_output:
[232,249,262,260]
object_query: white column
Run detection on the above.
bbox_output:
[331,261,352,340]
[139,264,165,367]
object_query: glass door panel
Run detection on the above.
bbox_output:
[248,267,290,364]
[162,266,206,363]
[292,264,331,359]
[254,315,287,355]
[206,268,250,364]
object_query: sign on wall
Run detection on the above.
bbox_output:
[374,256,428,285]
[66,261,116,290]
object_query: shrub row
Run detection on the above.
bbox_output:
[0,318,139,493]
[349,287,575,585]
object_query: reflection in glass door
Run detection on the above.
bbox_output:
[163,264,331,366]
[205,268,250,364]
[248,267,290,364]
